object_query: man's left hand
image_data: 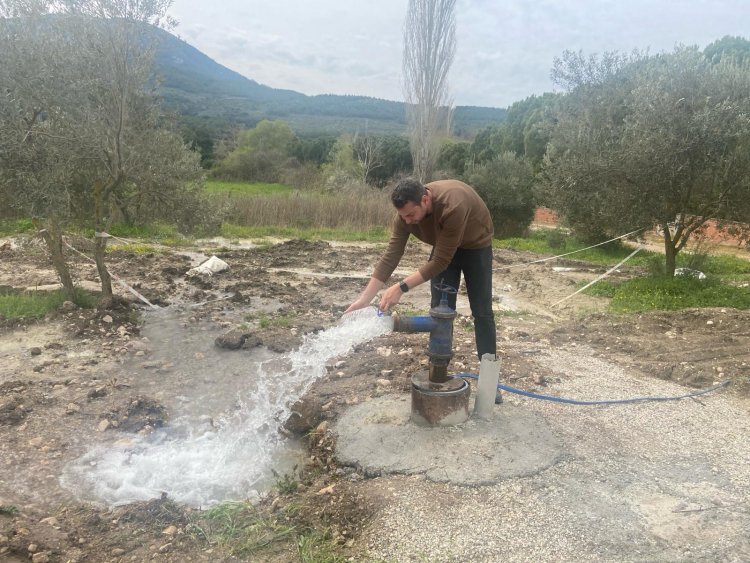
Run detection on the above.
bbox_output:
[378,284,404,312]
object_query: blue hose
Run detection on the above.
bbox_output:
[453,373,732,405]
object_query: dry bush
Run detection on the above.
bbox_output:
[224,189,393,230]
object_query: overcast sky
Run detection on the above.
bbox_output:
[167,0,750,108]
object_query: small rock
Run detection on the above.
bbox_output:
[39,517,59,527]
[65,403,81,415]
[334,360,346,369]
[111,548,126,556]
[31,553,50,563]
[61,301,78,312]
[380,370,393,377]
[158,543,172,553]
[706,320,714,326]
[162,525,177,536]
[29,347,42,356]
[28,437,43,447]
[376,379,391,387]
[215,328,260,350]
[102,315,114,324]
[28,543,38,553]
[97,419,110,432]
[313,421,329,438]
[315,485,335,495]
[532,374,546,386]
[87,387,108,400]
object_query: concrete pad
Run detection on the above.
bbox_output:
[335,395,567,485]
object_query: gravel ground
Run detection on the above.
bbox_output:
[360,342,750,562]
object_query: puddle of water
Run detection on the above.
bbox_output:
[61,307,393,507]
[193,237,259,250]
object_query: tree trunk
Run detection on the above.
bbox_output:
[93,234,113,301]
[36,219,76,301]
[662,223,678,277]
[93,180,113,300]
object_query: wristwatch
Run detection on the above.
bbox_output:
[399,281,409,293]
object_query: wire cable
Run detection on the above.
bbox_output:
[551,246,643,307]
[454,373,731,405]
[497,227,646,271]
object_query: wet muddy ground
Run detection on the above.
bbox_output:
[0,235,749,562]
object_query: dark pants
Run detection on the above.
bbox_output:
[430,246,497,360]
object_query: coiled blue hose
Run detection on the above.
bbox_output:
[453,373,732,405]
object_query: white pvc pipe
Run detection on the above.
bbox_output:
[473,353,500,419]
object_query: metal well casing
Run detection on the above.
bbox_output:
[410,371,470,426]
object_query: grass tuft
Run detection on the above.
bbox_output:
[0,288,96,320]
[297,529,348,563]
[193,501,296,557]
[0,219,35,236]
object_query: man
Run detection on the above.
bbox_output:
[345,177,496,360]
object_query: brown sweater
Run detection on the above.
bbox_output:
[372,179,494,282]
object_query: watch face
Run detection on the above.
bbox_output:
[400,281,408,292]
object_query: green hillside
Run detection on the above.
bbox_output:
[153,28,506,136]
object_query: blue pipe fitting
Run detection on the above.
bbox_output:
[392,283,458,383]
[392,315,436,334]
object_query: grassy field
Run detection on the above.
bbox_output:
[494,229,656,267]
[204,180,293,196]
[498,230,750,312]
[219,223,389,242]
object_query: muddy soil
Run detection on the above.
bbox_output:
[0,235,748,562]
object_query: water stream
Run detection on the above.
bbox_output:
[61,307,393,507]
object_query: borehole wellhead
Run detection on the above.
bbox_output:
[392,283,470,427]
[392,282,457,383]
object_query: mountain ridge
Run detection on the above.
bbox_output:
[154,27,506,136]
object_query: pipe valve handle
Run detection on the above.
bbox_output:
[433,282,457,295]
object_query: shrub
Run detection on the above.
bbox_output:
[466,152,536,238]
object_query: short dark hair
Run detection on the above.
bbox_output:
[391,178,426,209]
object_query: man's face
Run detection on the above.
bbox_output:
[397,195,429,225]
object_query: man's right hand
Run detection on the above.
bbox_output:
[344,298,370,314]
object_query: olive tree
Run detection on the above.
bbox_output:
[466,152,536,238]
[0,0,204,300]
[402,0,456,183]
[543,47,750,275]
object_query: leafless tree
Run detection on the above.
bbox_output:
[352,130,384,185]
[402,0,456,182]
